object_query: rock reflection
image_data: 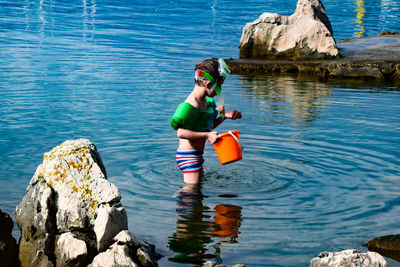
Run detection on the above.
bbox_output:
[240,74,333,124]
[168,184,242,266]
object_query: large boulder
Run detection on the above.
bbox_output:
[14,139,159,267]
[239,0,340,60]
[310,249,387,267]
[0,209,19,267]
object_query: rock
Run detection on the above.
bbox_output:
[113,230,159,267]
[94,203,128,252]
[337,36,400,59]
[91,230,159,267]
[0,209,19,267]
[14,139,159,267]
[91,243,138,267]
[366,234,400,262]
[310,249,387,267]
[56,232,88,266]
[14,179,56,267]
[329,65,384,79]
[377,31,400,36]
[225,58,400,81]
[367,234,400,251]
[239,0,340,60]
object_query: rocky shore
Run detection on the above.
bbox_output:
[230,0,400,82]
[226,53,400,82]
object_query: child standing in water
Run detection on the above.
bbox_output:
[170,58,242,185]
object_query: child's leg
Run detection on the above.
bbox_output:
[183,169,203,184]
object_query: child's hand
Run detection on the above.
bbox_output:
[207,131,220,144]
[225,110,242,120]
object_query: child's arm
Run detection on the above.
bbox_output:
[177,128,219,144]
[225,109,242,120]
[213,116,226,129]
[213,109,242,128]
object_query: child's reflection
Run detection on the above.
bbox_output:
[168,183,242,266]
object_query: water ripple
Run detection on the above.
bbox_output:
[1,1,400,266]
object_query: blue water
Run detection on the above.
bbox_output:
[1,0,400,266]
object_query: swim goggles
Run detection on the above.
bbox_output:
[195,58,231,95]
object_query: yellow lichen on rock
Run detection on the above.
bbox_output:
[40,140,100,212]
[72,185,78,193]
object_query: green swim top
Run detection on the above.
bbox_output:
[170,97,217,132]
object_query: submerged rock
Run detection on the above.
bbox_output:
[377,31,400,37]
[0,209,18,267]
[367,234,400,251]
[310,249,387,267]
[239,0,340,60]
[14,139,159,267]
[366,234,400,262]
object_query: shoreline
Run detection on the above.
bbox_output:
[231,34,400,82]
[226,57,400,82]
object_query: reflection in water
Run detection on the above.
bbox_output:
[23,0,32,31]
[168,184,242,266]
[354,0,366,38]
[240,75,333,125]
[212,204,241,243]
[82,0,96,40]
[39,0,48,48]
[23,0,97,44]
[211,0,218,46]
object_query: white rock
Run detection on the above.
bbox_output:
[14,139,158,267]
[113,230,142,247]
[239,0,340,60]
[94,204,128,252]
[91,243,138,267]
[113,230,158,266]
[32,138,121,232]
[57,232,87,261]
[310,249,387,267]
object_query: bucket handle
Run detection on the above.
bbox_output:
[229,131,244,151]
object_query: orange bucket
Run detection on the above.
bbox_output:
[213,130,242,165]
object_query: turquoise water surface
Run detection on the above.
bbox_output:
[1,0,400,266]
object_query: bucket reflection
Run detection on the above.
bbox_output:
[212,204,242,243]
[168,185,242,266]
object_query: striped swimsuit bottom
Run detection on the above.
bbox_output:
[176,149,204,173]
